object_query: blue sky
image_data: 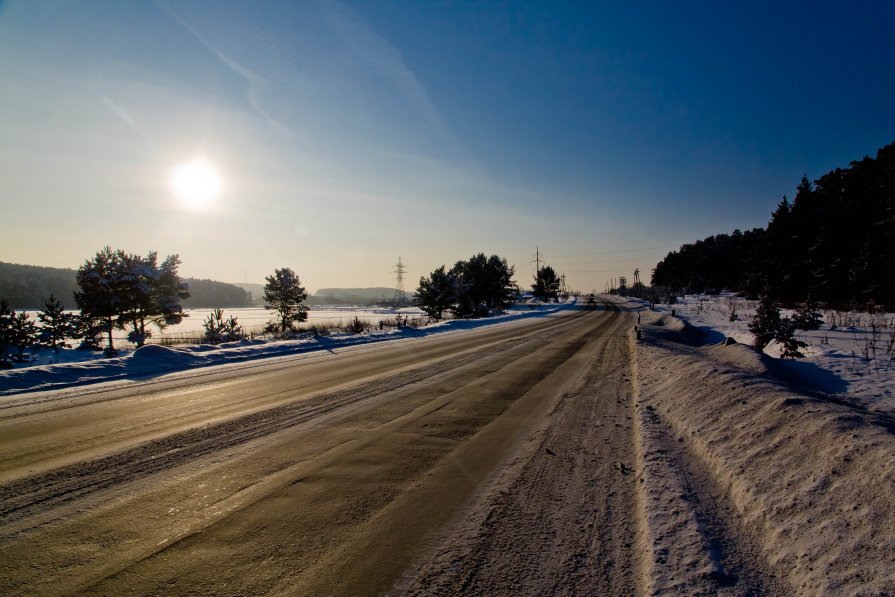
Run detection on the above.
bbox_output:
[1,0,893,293]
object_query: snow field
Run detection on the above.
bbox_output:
[655,294,894,414]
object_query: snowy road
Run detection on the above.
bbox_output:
[8,296,866,594]
[1,301,643,594]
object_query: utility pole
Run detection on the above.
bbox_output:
[633,268,641,287]
[393,257,406,306]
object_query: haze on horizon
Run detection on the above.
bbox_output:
[1,1,893,294]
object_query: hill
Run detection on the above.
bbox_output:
[311,287,408,306]
[0,262,250,309]
[231,283,266,306]
[0,262,80,309]
[228,284,410,307]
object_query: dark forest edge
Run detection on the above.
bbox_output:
[651,141,895,309]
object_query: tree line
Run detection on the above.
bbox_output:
[651,141,895,307]
[414,253,563,321]
[1,246,191,364]
[0,252,308,363]
[0,261,250,309]
[2,248,567,365]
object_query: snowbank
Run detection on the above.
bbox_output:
[654,294,895,415]
[631,306,895,593]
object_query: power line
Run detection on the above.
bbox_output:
[550,245,676,259]
[557,268,630,274]
[552,259,652,266]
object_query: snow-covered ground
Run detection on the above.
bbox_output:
[1,302,574,395]
[652,294,894,414]
[628,296,895,593]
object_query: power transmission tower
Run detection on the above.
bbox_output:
[633,268,641,287]
[531,245,543,273]
[393,257,406,306]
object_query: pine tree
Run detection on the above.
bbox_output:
[203,308,243,344]
[748,294,782,349]
[263,268,308,333]
[532,266,561,302]
[775,318,807,359]
[414,265,459,321]
[75,247,191,351]
[75,247,124,354]
[450,253,516,317]
[117,251,190,346]
[154,254,190,328]
[0,298,14,367]
[483,254,517,312]
[9,312,37,362]
[748,294,807,358]
[72,313,104,351]
[793,295,823,330]
[38,293,75,352]
[117,250,156,346]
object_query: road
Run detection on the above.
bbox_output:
[0,302,639,595]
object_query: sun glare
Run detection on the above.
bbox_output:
[169,158,223,210]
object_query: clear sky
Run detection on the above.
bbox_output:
[1,0,893,294]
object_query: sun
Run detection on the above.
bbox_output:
[169,158,223,210]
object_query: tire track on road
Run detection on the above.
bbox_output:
[397,303,640,596]
[0,311,591,533]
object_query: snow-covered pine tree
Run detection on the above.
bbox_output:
[117,251,190,346]
[117,250,157,346]
[203,308,243,344]
[75,246,124,354]
[748,294,807,358]
[76,248,191,351]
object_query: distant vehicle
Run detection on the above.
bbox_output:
[586,294,596,304]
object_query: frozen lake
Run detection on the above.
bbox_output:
[157,306,429,341]
[26,306,426,343]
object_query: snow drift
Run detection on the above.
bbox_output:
[631,309,895,594]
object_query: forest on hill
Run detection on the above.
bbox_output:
[0,262,250,310]
[310,287,407,306]
[651,141,895,307]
